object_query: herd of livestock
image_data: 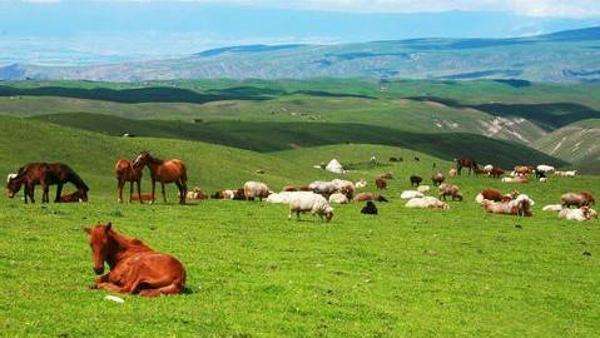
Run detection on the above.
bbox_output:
[4,153,597,222]
[4,152,598,298]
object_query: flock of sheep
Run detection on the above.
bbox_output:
[197,162,597,223]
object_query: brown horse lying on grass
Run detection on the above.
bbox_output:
[85,222,186,297]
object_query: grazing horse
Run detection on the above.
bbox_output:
[85,222,186,297]
[133,151,187,204]
[115,158,144,203]
[6,162,89,203]
[455,157,477,175]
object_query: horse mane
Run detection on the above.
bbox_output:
[108,229,151,251]
[69,171,89,192]
[147,154,164,165]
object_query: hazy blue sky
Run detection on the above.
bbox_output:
[1,1,599,65]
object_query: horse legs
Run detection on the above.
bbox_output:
[54,183,64,203]
[138,283,182,297]
[128,181,134,203]
[151,179,156,204]
[95,282,127,293]
[26,184,35,203]
[23,185,30,204]
[136,179,143,204]
[161,182,167,203]
[117,179,124,203]
[42,184,50,203]
[176,180,186,205]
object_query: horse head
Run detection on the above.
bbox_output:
[133,151,151,168]
[5,173,22,198]
[84,222,115,275]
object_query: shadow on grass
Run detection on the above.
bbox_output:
[32,113,567,168]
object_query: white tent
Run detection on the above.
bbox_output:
[325,158,346,174]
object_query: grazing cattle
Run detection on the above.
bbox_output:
[431,172,445,186]
[405,196,449,210]
[455,157,477,175]
[561,192,595,208]
[558,206,596,221]
[115,158,144,204]
[85,222,186,297]
[543,204,563,212]
[474,188,517,204]
[483,194,533,217]
[353,192,388,202]
[331,179,356,199]
[417,185,430,193]
[489,167,505,179]
[555,170,578,177]
[361,201,378,215]
[448,168,457,177]
[502,176,529,184]
[288,192,334,222]
[186,187,208,200]
[6,162,89,203]
[375,178,387,190]
[409,175,423,187]
[514,165,534,176]
[329,193,349,204]
[438,184,463,201]
[133,152,187,205]
[282,185,298,192]
[243,181,271,201]
[211,189,245,200]
[355,179,367,189]
[58,190,87,203]
[400,190,424,200]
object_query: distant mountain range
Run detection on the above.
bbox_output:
[1,26,599,83]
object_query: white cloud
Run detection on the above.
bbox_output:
[10,0,600,18]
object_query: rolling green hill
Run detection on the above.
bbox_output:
[32,112,564,168]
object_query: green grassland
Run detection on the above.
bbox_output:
[1,114,600,336]
[2,78,599,170]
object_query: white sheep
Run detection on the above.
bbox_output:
[266,192,297,204]
[355,179,367,189]
[243,181,271,201]
[400,190,424,200]
[558,207,595,221]
[417,185,430,193]
[543,204,563,212]
[288,192,334,222]
[536,165,555,173]
[405,196,449,210]
[328,193,349,204]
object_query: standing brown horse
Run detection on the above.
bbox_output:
[455,157,477,175]
[115,158,144,203]
[85,222,186,297]
[6,162,89,203]
[133,151,188,204]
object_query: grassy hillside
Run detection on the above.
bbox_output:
[1,115,599,336]
[32,113,564,168]
[534,119,600,172]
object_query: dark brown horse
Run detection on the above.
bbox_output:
[455,157,477,175]
[85,222,186,297]
[115,158,144,203]
[6,162,89,203]
[133,152,188,204]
